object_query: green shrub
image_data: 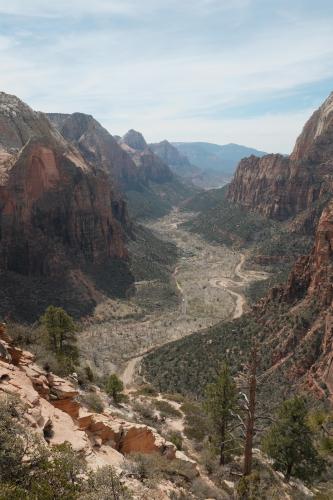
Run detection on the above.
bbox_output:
[134,384,158,397]
[129,453,197,483]
[167,431,183,450]
[80,393,104,414]
[81,466,132,499]
[105,374,124,405]
[154,400,182,419]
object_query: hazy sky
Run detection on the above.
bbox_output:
[0,0,332,152]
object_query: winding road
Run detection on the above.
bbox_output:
[121,243,268,389]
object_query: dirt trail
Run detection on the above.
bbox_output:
[121,211,268,389]
[122,356,143,389]
[209,253,268,320]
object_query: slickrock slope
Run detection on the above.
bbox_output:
[0,93,133,321]
[228,92,333,221]
[0,326,187,471]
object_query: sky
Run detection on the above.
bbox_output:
[0,0,333,153]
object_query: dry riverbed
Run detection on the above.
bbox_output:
[79,209,268,381]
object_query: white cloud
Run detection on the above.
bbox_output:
[0,0,332,151]
[0,0,251,18]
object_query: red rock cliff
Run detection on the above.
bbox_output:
[0,93,133,321]
[228,92,333,221]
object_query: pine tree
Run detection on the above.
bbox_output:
[262,396,325,482]
[40,306,77,357]
[204,363,238,465]
[106,374,124,405]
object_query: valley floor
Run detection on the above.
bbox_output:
[79,209,268,384]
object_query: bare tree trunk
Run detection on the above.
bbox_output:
[285,462,293,483]
[220,422,226,465]
[243,345,257,476]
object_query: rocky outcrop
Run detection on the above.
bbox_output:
[78,410,176,458]
[278,200,333,306]
[252,201,333,399]
[48,113,140,195]
[149,140,198,177]
[228,92,333,221]
[122,129,148,152]
[0,327,189,472]
[291,92,333,163]
[120,130,174,184]
[0,93,133,320]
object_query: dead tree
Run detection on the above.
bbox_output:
[243,344,257,476]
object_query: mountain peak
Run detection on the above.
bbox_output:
[122,129,147,151]
[291,90,333,162]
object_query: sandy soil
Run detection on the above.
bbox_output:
[79,209,268,385]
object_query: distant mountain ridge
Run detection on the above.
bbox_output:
[172,141,267,176]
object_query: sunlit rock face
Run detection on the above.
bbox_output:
[228,92,333,222]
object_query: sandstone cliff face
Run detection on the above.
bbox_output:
[149,140,195,175]
[282,200,333,306]
[0,326,194,473]
[254,201,333,400]
[291,92,333,163]
[228,92,333,221]
[48,113,140,195]
[0,93,133,321]
[120,130,174,184]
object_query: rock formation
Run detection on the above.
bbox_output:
[48,113,140,194]
[149,140,197,176]
[122,129,148,152]
[120,130,174,184]
[0,92,133,321]
[252,200,333,400]
[0,325,195,473]
[228,92,333,222]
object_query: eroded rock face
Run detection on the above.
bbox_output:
[120,130,174,184]
[48,113,140,195]
[0,329,183,471]
[276,201,333,307]
[122,129,148,152]
[149,140,196,177]
[0,93,133,320]
[228,92,333,221]
[254,202,333,399]
[291,92,333,163]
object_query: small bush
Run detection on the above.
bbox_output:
[129,453,197,483]
[164,393,185,403]
[81,466,132,499]
[80,393,104,413]
[135,384,158,397]
[154,400,182,419]
[105,374,124,405]
[132,401,155,420]
[167,431,183,451]
[190,477,222,499]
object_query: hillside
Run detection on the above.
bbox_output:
[228,92,333,222]
[173,141,267,176]
[144,92,333,411]
[49,117,198,221]
[143,198,333,409]
[0,92,134,321]
[118,130,198,219]
[0,93,186,322]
